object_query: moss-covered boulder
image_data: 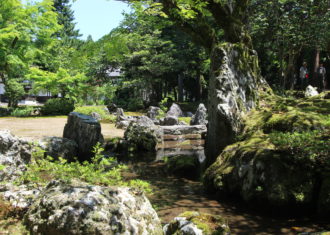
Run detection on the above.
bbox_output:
[164,211,230,235]
[124,116,161,152]
[204,93,330,214]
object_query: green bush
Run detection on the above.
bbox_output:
[269,131,330,162]
[0,107,10,117]
[73,106,116,123]
[127,98,144,111]
[10,106,34,117]
[41,98,74,116]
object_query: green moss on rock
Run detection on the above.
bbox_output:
[164,211,230,235]
[204,93,330,213]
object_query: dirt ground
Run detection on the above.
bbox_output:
[0,117,124,140]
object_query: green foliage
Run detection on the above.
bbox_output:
[18,144,152,193]
[0,164,6,171]
[73,106,116,123]
[159,96,174,112]
[127,98,144,111]
[28,67,87,102]
[41,98,74,116]
[4,80,25,108]
[10,106,34,117]
[0,0,60,107]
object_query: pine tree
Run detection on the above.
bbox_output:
[53,0,80,40]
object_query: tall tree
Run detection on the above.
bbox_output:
[0,0,59,107]
[53,0,80,42]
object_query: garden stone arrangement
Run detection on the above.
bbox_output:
[63,112,104,160]
[122,103,208,162]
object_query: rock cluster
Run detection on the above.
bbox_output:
[115,108,138,129]
[24,180,163,235]
[147,106,161,120]
[63,112,103,160]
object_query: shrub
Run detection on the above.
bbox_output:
[127,98,144,111]
[73,106,116,123]
[18,144,152,193]
[10,106,34,117]
[0,107,10,117]
[41,98,74,116]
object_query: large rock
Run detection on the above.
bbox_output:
[24,180,163,235]
[147,106,161,120]
[91,112,102,121]
[115,108,138,130]
[107,103,117,113]
[190,104,208,126]
[124,116,161,152]
[166,103,183,118]
[163,116,179,126]
[206,43,267,164]
[39,137,78,161]
[1,184,41,210]
[164,211,230,235]
[0,130,32,181]
[305,85,319,97]
[63,112,103,160]
[204,134,330,214]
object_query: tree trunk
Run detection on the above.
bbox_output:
[313,48,320,86]
[196,71,202,102]
[178,74,184,102]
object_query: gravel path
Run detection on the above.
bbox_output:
[0,117,124,140]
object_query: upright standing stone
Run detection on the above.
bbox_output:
[190,103,208,125]
[166,103,183,117]
[63,112,103,160]
[206,43,267,164]
[147,106,161,120]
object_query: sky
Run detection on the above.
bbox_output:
[72,0,131,41]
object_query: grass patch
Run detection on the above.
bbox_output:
[124,111,145,116]
[178,117,191,124]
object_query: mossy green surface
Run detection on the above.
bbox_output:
[204,91,330,212]
[165,211,230,235]
[178,117,191,125]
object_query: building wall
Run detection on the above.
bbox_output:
[0,83,5,95]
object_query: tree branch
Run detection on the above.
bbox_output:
[160,0,215,52]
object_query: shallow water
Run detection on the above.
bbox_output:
[122,156,329,234]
